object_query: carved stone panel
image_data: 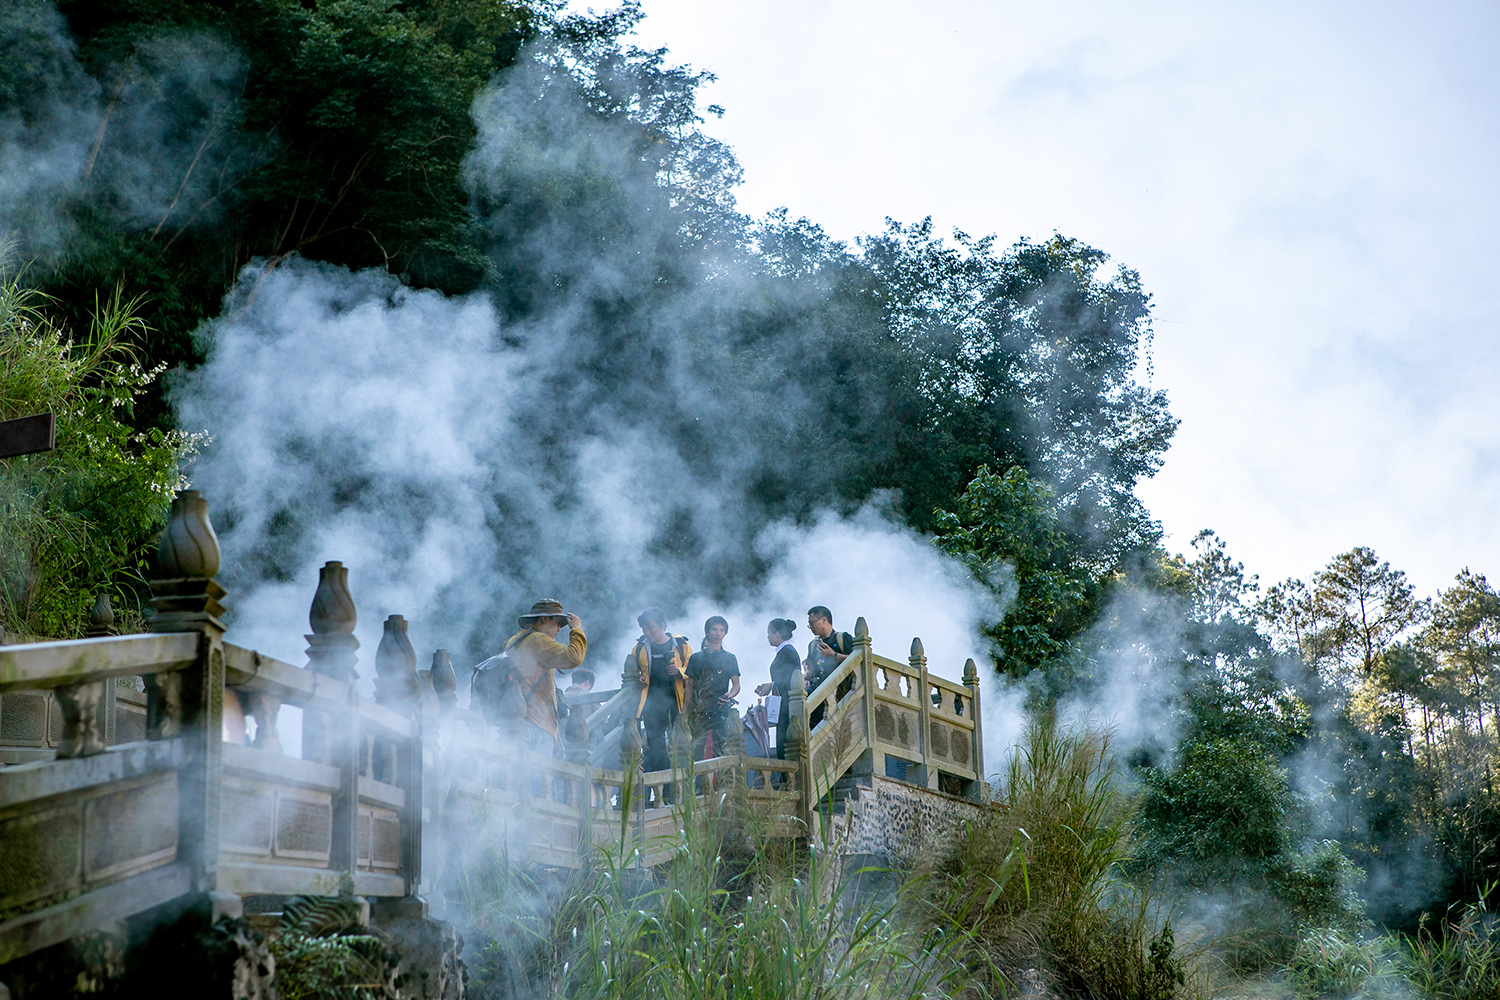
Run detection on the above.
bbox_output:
[83,773,179,882]
[357,806,402,871]
[0,802,82,916]
[0,692,48,747]
[949,727,971,768]
[113,701,148,745]
[220,778,275,856]
[373,811,401,870]
[895,708,917,751]
[274,789,334,862]
[929,721,949,760]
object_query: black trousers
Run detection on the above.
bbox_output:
[693,705,732,759]
[641,692,677,774]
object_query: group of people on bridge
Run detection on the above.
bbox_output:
[472,598,858,773]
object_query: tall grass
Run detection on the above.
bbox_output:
[0,253,193,637]
[1395,884,1500,1000]
[459,766,980,1000]
[924,715,1190,1000]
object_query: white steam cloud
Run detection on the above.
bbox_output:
[173,49,1026,769]
[177,259,1019,765]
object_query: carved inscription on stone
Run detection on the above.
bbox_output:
[0,692,48,747]
[220,779,275,856]
[929,721,950,759]
[950,727,971,767]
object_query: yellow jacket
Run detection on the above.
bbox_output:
[505,627,588,738]
[630,634,693,716]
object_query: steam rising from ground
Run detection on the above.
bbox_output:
[177,258,1017,762]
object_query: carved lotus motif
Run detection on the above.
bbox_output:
[376,614,417,679]
[430,650,457,696]
[156,490,220,578]
[309,561,356,634]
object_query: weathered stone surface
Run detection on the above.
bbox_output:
[827,775,984,866]
[382,916,465,999]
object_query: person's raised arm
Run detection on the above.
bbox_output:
[541,617,587,670]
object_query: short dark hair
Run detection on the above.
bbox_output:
[807,606,833,624]
[704,615,728,636]
[569,668,595,688]
[768,617,797,640]
[637,607,667,629]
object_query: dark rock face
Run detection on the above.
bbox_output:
[0,912,274,1000]
[383,917,466,1000]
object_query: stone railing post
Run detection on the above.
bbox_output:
[146,489,234,914]
[82,590,120,744]
[374,615,418,781]
[853,617,875,779]
[375,615,423,899]
[619,710,644,857]
[429,649,458,716]
[911,637,934,790]
[303,561,360,876]
[964,657,984,799]
[722,707,749,829]
[785,668,808,830]
[671,714,692,803]
[86,591,115,637]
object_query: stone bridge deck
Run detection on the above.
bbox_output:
[0,491,986,973]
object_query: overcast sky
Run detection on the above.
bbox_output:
[604,0,1500,598]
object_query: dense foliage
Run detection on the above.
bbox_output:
[0,259,193,637]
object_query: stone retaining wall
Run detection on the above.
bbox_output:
[827,776,989,865]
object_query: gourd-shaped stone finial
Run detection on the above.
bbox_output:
[87,591,115,637]
[156,490,220,578]
[910,637,925,662]
[309,561,357,634]
[375,614,419,707]
[964,658,978,686]
[855,617,868,639]
[91,591,114,628]
[430,649,457,698]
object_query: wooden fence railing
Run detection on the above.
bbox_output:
[0,491,984,969]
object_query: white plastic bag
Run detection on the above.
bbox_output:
[765,694,782,725]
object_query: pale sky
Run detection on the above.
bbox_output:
[605,0,1500,598]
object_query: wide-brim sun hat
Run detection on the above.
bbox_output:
[518,598,569,628]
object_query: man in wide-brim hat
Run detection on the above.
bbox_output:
[503,599,588,749]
